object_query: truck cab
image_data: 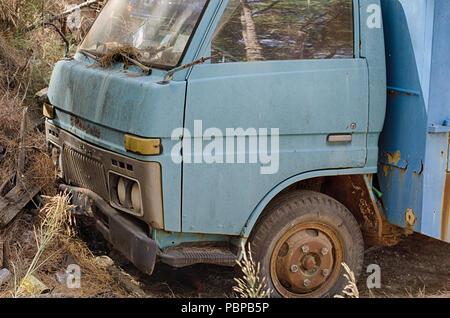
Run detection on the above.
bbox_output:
[44,0,447,297]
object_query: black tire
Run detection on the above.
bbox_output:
[248,190,364,298]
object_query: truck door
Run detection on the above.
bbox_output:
[182,0,369,235]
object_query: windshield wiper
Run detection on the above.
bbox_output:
[119,53,152,76]
[79,48,100,61]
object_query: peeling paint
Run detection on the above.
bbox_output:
[413,160,424,175]
[386,150,401,165]
[70,115,101,138]
[405,208,417,227]
[383,164,389,177]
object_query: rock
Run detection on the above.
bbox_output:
[95,255,115,268]
[0,268,12,286]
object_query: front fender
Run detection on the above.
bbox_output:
[240,167,376,238]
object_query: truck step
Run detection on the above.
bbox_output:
[158,246,237,268]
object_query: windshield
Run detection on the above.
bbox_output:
[79,0,208,68]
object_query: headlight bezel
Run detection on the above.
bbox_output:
[109,171,144,217]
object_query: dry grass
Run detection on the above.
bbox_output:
[11,192,74,297]
[0,0,129,299]
[0,0,125,299]
[98,45,140,69]
[334,262,360,298]
[0,193,127,298]
[233,243,271,298]
[0,0,104,99]
[0,0,107,190]
[0,1,105,192]
[0,101,56,196]
[0,1,56,192]
[404,287,449,298]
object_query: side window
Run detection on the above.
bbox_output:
[212,0,354,63]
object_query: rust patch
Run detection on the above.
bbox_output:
[322,175,406,247]
[383,164,389,177]
[441,173,450,241]
[404,209,417,232]
[414,160,424,175]
[386,150,401,166]
[323,175,380,234]
[387,88,416,97]
[382,151,408,177]
[367,214,405,247]
[358,198,377,229]
[348,176,380,231]
[70,115,101,138]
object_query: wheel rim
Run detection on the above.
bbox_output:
[270,222,344,297]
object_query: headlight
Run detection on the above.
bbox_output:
[131,182,142,213]
[117,177,127,206]
[109,173,143,217]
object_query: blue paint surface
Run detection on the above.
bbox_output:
[46,0,449,246]
[46,0,385,240]
[378,0,450,241]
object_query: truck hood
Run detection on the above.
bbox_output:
[47,57,186,140]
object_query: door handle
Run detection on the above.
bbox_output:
[328,134,352,143]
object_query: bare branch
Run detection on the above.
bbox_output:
[26,0,102,32]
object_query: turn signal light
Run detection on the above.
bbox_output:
[43,103,55,119]
[125,135,161,156]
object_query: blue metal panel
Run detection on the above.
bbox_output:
[47,59,187,232]
[378,0,450,242]
[422,0,450,241]
[180,0,389,236]
[183,56,371,235]
[48,60,184,138]
[242,167,377,237]
[357,1,387,173]
[359,0,388,138]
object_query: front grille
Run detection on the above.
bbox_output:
[62,144,109,200]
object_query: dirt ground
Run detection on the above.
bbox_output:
[98,232,450,298]
[358,233,450,298]
[1,207,449,298]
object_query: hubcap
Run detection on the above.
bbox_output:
[270,222,343,297]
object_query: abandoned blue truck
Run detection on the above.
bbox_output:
[43,0,449,297]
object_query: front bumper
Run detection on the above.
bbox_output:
[61,184,159,275]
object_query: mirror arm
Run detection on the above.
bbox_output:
[159,53,222,84]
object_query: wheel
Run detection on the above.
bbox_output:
[248,190,364,298]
